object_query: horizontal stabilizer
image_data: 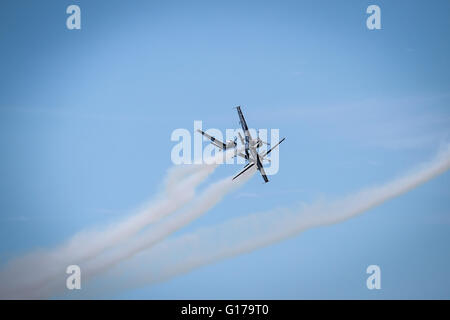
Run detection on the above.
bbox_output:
[261,137,285,158]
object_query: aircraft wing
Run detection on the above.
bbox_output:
[197,129,227,150]
[236,106,249,132]
[233,153,268,183]
[255,154,269,183]
[236,106,252,160]
[251,138,285,183]
[232,162,255,180]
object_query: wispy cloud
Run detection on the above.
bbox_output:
[3,216,29,223]
[257,92,450,150]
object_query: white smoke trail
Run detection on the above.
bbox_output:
[0,148,239,299]
[0,167,208,299]
[33,168,256,299]
[84,167,256,277]
[93,144,450,295]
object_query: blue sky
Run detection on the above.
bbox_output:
[1,0,449,298]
